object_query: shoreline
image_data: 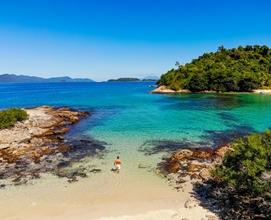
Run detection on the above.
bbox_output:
[151,85,271,95]
[0,106,107,186]
[0,106,219,220]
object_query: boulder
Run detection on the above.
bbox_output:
[199,168,211,180]
[187,161,206,172]
[173,149,193,160]
[167,161,180,173]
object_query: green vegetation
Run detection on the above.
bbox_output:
[158,45,271,92]
[0,108,28,129]
[213,130,271,196]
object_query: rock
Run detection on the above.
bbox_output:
[89,168,101,173]
[184,199,198,209]
[0,106,106,186]
[199,168,211,180]
[138,163,150,169]
[173,149,193,160]
[187,161,206,172]
[205,214,218,220]
[215,145,230,157]
[67,176,78,183]
[192,149,214,160]
[167,161,181,173]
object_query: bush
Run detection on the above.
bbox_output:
[0,108,28,129]
[213,130,271,196]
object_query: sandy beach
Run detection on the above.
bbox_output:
[0,172,217,220]
[152,85,271,95]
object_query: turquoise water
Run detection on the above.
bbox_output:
[1,82,271,157]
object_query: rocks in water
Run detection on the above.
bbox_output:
[138,163,151,169]
[89,168,102,173]
[173,149,193,160]
[0,106,106,186]
[55,166,88,181]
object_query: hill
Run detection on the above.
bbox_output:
[157,45,271,92]
[0,74,94,83]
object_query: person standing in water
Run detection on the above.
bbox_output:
[114,156,122,172]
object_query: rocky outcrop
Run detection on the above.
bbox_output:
[0,106,106,186]
[159,145,231,188]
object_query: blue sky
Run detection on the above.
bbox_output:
[0,0,270,81]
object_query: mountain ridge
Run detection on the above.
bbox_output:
[0,74,95,83]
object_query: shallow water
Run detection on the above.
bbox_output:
[1,82,271,219]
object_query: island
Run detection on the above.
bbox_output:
[153,45,271,93]
[0,74,95,83]
[107,77,141,82]
[107,76,158,82]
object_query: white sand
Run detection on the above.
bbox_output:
[253,89,271,94]
[0,162,217,220]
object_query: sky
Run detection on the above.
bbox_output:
[0,0,270,81]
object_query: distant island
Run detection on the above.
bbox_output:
[0,74,95,83]
[155,45,271,93]
[108,77,141,82]
[108,76,158,82]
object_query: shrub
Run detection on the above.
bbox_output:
[0,108,28,129]
[213,130,271,196]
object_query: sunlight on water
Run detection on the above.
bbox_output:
[1,82,271,168]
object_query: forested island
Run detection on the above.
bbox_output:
[107,77,158,82]
[156,45,271,92]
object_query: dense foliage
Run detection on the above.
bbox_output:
[0,108,28,129]
[158,45,271,92]
[213,130,271,196]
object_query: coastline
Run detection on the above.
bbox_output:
[0,105,218,220]
[0,106,108,186]
[151,85,271,95]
